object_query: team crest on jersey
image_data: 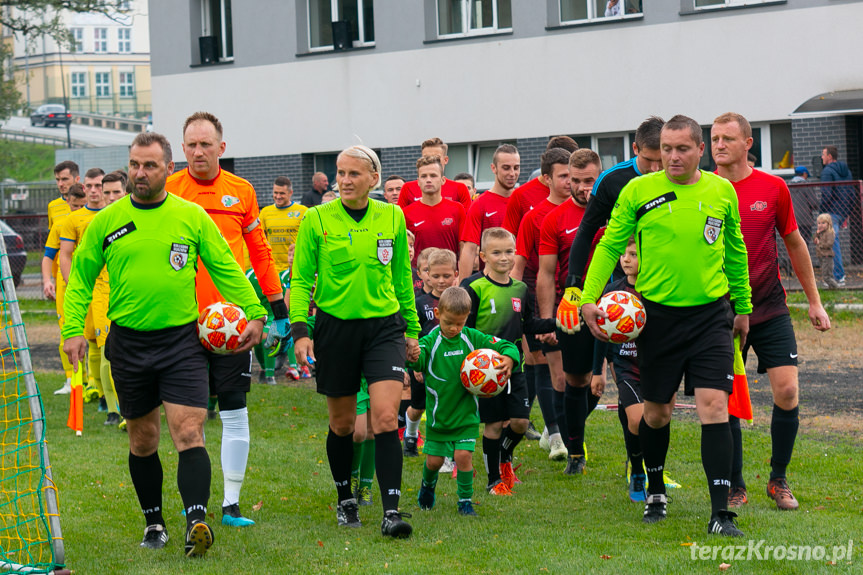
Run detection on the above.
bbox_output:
[377,239,393,265]
[442,218,454,226]
[750,201,767,212]
[703,216,722,244]
[222,195,240,208]
[170,243,189,271]
[512,298,522,312]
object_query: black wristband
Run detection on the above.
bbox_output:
[291,322,309,341]
[565,274,583,289]
[270,298,289,320]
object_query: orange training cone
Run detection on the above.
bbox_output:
[67,367,84,435]
[727,335,753,422]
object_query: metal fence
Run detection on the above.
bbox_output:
[781,179,862,289]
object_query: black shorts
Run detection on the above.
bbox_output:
[106,322,209,420]
[479,370,530,423]
[314,309,407,397]
[207,349,253,395]
[616,378,643,410]
[742,313,798,374]
[525,332,542,352]
[409,369,426,410]
[557,327,595,376]
[637,298,734,405]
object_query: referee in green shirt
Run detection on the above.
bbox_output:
[63,133,267,557]
[581,116,752,538]
[290,145,420,538]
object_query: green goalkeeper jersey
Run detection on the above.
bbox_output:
[289,199,420,338]
[582,170,752,314]
[62,193,267,337]
[408,326,519,442]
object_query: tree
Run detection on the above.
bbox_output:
[0,1,128,121]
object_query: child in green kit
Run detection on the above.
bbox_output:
[408,286,519,516]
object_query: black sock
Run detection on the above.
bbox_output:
[500,425,524,464]
[701,422,732,516]
[129,451,164,527]
[327,427,354,503]
[553,388,566,442]
[625,425,644,476]
[483,436,501,486]
[534,364,558,435]
[587,390,600,416]
[617,401,630,454]
[177,446,211,526]
[374,430,403,512]
[729,416,745,489]
[525,363,536,408]
[398,399,410,431]
[564,385,587,456]
[770,404,799,480]
[640,417,670,496]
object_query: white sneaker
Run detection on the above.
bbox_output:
[54,379,71,395]
[440,457,455,474]
[548,434,568,461]
[539,427,550,452]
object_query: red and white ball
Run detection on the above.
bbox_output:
[460,348,508,398]
[197,301,248,354]
[596,290,646,344]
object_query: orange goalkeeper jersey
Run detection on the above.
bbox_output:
[166,168,281,311]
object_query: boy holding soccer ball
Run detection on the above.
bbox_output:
[407,286,519,516]
[461,228,556,494]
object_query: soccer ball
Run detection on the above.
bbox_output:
[460,348,508,398]
[596,290,646,344]
[197,301,248,354]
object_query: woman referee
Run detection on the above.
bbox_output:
[290,145,420,538]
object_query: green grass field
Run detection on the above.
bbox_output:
[0,140,56,182]
[31,370,859,574]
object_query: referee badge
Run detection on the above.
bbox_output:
[170,243,190,271]
[377,239,393,265]
[703,216,722,245]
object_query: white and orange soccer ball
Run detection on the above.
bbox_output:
[596,290,646,344]
[460,348,508,398]
[197,301,248,354]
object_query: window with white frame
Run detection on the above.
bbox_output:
[119,72,134,97]
[94,28,108,52]
[701,122,793,173]
[560,0,642,22]
[437,0,512,38]
[201,0,233,62]
[95,72,111,97]
[447,142,516,190]
[308,0,374,50]
[70,28,84,52]
[70,72,87,98]
[118,28,131,53]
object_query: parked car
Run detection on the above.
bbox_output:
[30,104,72,127]
[0,220,27,287]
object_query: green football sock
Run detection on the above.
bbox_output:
[359,439,375,487]
[422,461,439,489]
[456,468,474,501]
[351,441,363,479]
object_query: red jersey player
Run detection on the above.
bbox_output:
[458,144,521,279]
[403,156,466,265]
[398,137,472,211]
[711,112,829,512]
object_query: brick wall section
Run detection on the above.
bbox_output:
[791,116,857,178]
[515,137,548,184]
[380,145,423,183]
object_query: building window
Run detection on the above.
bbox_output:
[201,0,233,62]
[437,0,512,38]
[308,0,374,50]
[70,72,87,98]
[94,28,108,53]
[701,122,793,173]
[447,141,516,189]
[118,28,132,53]
[119,72,135,97]
[70,28,84,52]
[95,72,111,97]
[560,0,641,21]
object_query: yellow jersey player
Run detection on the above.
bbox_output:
[259,176,307,273]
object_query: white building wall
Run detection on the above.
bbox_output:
[152,2,863,162]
